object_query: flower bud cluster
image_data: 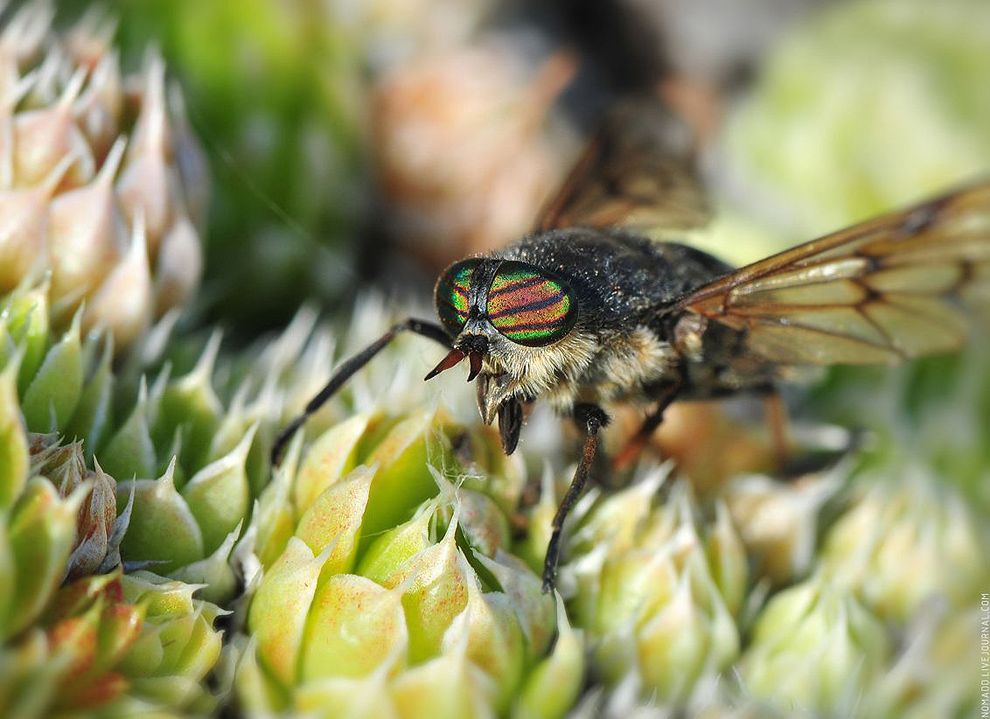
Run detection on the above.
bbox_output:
[0,1,208,348]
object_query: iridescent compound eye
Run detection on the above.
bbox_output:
[487,261,576,346]
[434,259,479,336]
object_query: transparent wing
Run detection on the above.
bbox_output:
[676,181,990,365]
[535,98,711,235]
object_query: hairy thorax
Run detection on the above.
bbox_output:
[484,323,681,415]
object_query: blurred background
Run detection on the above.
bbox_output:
[46,0,990,334]
[2,0,987,715]
[45,0,988,492]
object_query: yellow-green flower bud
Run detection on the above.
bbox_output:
[363,409,456,539]
[821,475,985,621]
[450,555,525,712]
[64,333,115,456]
[5,478,86,638]
[153,332,223,472]
[118,571,224,710]
[476,551,556,660]
[567,476,745,701]
[1,283,49,388]
[294,464,376,579]
[181,424,255,554]
[249,536,325,686]
[19,309,82,432]
[388,647,498,719]
[0,362,28,509]
[100,379,157,481]
[301,573,408,682]
[442,487,511,559]
[727,469,840,586]
[385,515,468,663]
[357,497,437,585]
[512,594,584,719]
[293,412,371,512]
[170,522,241,605]
[117,458,205,572]
[740,575,890,715]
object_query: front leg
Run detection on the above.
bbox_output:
[542,403,610,593]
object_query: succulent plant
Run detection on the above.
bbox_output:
[0,340,224,717]
[0,0,207,349]
[228,408,585,718]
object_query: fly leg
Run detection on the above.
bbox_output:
[612,382,681,471]
[271,318,451,466]
[763,391,791,471]
[542,403,610,593]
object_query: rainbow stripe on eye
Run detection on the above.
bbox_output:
[487,262,574,346]
[435,259,478,335]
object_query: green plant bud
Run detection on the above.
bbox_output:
[20,309,83,432]
[294,667,395,719]
[357,498,437,585]
[383,516,468,663]
[170,522,241,605]
[362,409,456,542]
[293,413,371,512]
[251,457,298,570]
[100,379,157,481]
[1,283,49,390]
[726,470,840,586]
[300,574,408,682]
[585,548,678,643]
[821,476,985,621]
[117,458,205,572]
[705,502,748,617]
[443,487,511,559]
[446,555,525,713]
[152,333,223,470]
[295,464,376,580]
[116,575,224,710]
[512,595,584,719]
[388,645,498,719]
[232,637,290,714]
[569,477,744,700]
[740,575,890,715]
[249,536,325,686]
[207,395,273,499]
[635,555,740,701]
[0,630,52,717]
[0,520,14,641]
[0,362,28,509]
[571,471,666,557]
[5,478,86,638]
[475,551,555,660]
[121,571,200,617]
[64,333,115,458]
[181,424,255,554]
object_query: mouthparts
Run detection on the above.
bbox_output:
[423,348,484,382]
